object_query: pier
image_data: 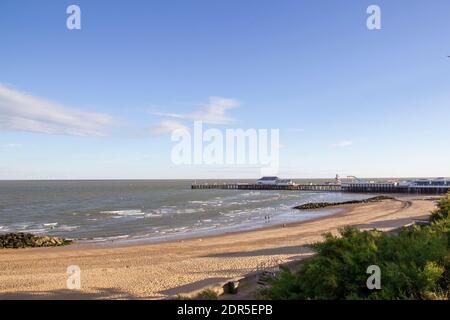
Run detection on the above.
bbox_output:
[192,181,449,194]
[191,183,342,192]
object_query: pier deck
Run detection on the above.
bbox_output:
[191,183,449,194]
[191,183,342,192]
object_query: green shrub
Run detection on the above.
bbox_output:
[195,289,219,300]
[262,193,450,300]
[430,193,450,222]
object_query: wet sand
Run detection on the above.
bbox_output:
[0,196,437,299]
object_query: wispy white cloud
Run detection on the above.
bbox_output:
[331,140,353,147]
[149,120,189,136]
[151,96,240,125]
[0,84,114,137]
[5,143,22,148]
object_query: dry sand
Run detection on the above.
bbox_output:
[0,196,437,299]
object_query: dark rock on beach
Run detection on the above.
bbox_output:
[0,233,72,249]
[293,196,394,210]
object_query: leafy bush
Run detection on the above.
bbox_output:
[431,193,450,222]
[195,289,219,300]
[262,193,450,300]
[174,289,219,300]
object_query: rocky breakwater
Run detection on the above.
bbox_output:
[293,196,394,210]
[0,233,72,249]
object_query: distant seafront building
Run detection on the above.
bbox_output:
[256,177,279,185]
[256,177,295,186]
[409,178,450,187]
[276,179,296,186]
[343,177,450,194]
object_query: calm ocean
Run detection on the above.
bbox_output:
[0,180,371,242]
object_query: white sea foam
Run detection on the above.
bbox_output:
[189,199,223,207]
[144,213,163,218]
[14,223,30,229]
[240,191,261,196]
[103,210,145,216]
[102,207,205,219]
[24,228,47,234]
[84,235,131,242]
[58,225,79,232]
[43,222,58,227]
[107,235,130,240]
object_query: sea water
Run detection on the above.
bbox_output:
[0,180,371,243]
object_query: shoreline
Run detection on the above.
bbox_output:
[0,195,438,299]
[9,195,360,250]
[0,191,373,248]
[71,207,348,250]
[63,194,433,250]
[30,201,357,250]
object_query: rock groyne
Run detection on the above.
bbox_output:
[293,196,394,210]
[0,233,72,249]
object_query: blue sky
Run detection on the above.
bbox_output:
[0,0,449,179]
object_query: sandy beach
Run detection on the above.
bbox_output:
[0,196,437,299]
